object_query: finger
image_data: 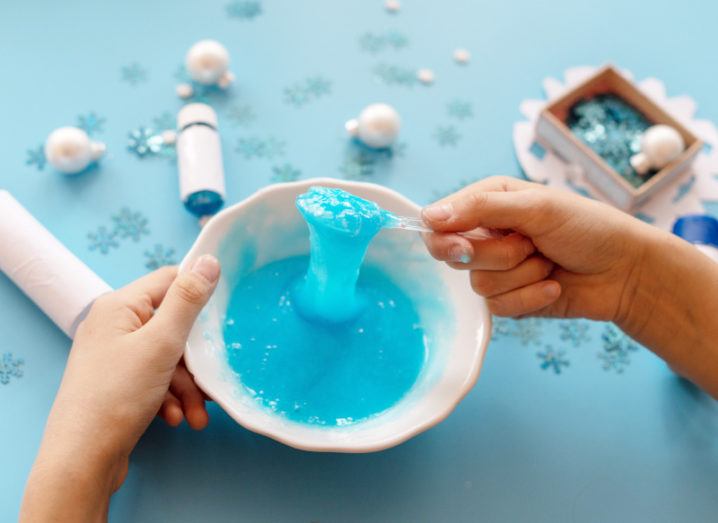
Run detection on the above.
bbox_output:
[146,254,220,345]
[447,233,535,271]
[115,266,179,308]
[486,280,561,317]
[170,364,209,430]
[470,256,554,297]
[159,391,184,427]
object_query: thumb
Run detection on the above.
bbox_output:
[148,254,220,343]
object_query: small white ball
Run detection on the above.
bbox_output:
[44,127,103,175]
[161,130,177,145]
[185,39,230,85]
[354,103,401,149]
[453,48,471,64]
[176,83,194,99]
[385,0,401,12]
[417,68,435,85]
[630,124,685,175]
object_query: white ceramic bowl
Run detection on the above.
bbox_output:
[182,178,491,452]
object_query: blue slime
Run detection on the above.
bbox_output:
[223,186,426,426]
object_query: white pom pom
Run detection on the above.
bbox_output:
[185,39,230,85]
[385,0,401,12]
[453,48,471,64]
[417,68,435,85]
[176,83,194,99]
[351,103,401,148]
[44,127,104,175]
[630,125,685,175]
[161,130,177,145]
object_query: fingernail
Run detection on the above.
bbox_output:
[423,203,453,222]
[192,254,220,283]
[542,282,560,299]
[448,244,472,263]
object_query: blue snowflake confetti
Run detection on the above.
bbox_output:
[226,0,262,19]
[372,63,418,87]
[144,244,177,271]
[559,320,591,348]
[120,62,148,86]
[227,104,256,127]
[283,76,332,107]
[0,353,23,385]
[76,112,106,136]
[598,324,639,373]
[490,317,545,346]
[447,99,473,120]
[111,207,150,242]
[537,347,570,374]
[358,30,409,54]
[339,152,377,179]
[271,163,302,183]
[25,145,46,171]
[152,111,176,131]
[235,136,286,159]
[127,127,170,158]
[87,226,119,254]
[672,175,696,203]
[434,125,462,147]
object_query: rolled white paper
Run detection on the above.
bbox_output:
[0,190,111,338]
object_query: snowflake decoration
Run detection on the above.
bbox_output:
[25,145,46,171]
[87,226,119,254]
[447,99,473,120]
[358,30,408,54]
[227,104,256,127]
[235,136,286,159]
[0,353,24,385]
[372,63,417,87]
[537,347,570,374]
[283,76,332,107]
[598,324,639,373]
[434,125,462,147]
[127,127,168,158]
[152,111,176,131]
[226,0,262,19]
[339,153,376,179]
[76,112,106,136]
[120,62,148,86]
[490,317,544,346]
[559,320,591,347]
[111,207,150,242]
[271,163,302,183]
[144,244,177,271]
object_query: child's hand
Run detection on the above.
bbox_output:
[21,255,220,521]
[422,176,653,322]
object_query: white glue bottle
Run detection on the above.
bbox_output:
[672,214,718,263]
[176,103,226,220]
[0,191,111,337]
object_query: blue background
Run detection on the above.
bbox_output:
[2,0,718,521]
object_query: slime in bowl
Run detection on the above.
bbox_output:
[182,178,490,453]
[223,186,424,426]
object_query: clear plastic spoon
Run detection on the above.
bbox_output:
[386,213,498,240]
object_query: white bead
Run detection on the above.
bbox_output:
[44,127,105,175]
[185,39,230,85]
[176,83,194,99]
[630,124,685,175]
[218,71,235,89]
[385,0,400,12]
[161,130,177,145]
[349,103,401,149]
[417,68,435,85]
[453,48,470,64]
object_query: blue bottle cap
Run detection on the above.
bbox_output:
[672,214,718,248]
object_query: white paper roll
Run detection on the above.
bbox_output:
[0,190,111,338]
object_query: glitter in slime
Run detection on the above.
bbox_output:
[223,186,425,426]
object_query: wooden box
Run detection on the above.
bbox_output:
[535,65,702,210]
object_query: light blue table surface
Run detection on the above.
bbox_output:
[2,1,718,521]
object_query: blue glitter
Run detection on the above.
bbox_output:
[283,76,332,107]
[372,63,417,87]
[76,112,106,136]
[672,175,696,203]
[537,346,569,374]
[0,353,24,385]
[358,30,409,54]
[25,145,46,171]
[433,125,462,147]
[120,62,148,85]
[87,226,119,254]
[144,244,176,271]
[598,324,639,374]
[271,163,302,183]
[227,104,256,127]
[226,0,262,19]
[559,320,591,348]
[235,136,286,160]
[447,99,473,120]
[111,207,149,242]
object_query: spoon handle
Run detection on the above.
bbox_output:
[388,215,498,241]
